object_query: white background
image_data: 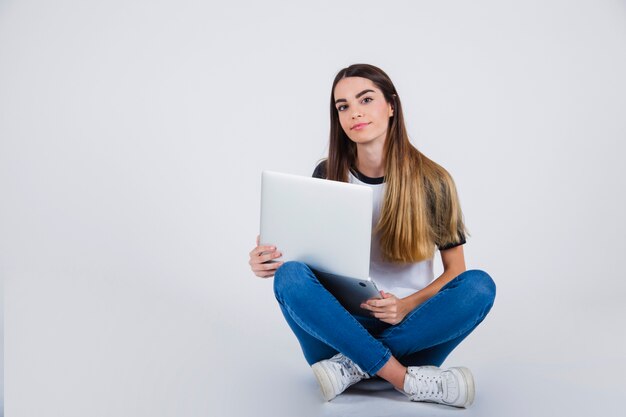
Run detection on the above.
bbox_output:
[2,1,625,416]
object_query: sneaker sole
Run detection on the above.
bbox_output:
[311,362,339,402]
[453,367,475,408]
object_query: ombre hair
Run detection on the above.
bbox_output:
[325,64,468,263]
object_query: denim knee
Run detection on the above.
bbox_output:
[464,269,496,313]
[273,261,312,302]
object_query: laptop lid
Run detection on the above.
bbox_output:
[260,170,372,280]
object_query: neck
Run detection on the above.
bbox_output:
[355,141,385,178]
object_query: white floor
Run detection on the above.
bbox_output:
[209,294,625,417]
[5,267,625,417]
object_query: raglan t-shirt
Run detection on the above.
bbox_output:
[313,161,465,299]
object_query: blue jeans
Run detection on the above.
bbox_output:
[273,261,496,375]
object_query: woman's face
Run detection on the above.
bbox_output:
[333,76,393,146]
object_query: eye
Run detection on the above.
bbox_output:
[362,97,373,104]
[337,104,347,112]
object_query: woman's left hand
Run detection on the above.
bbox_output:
[360,291,410,325]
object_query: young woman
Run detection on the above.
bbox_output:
[248,64,496,408]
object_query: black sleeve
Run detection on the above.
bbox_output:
[312,160,327,179]
[438,235,466,251]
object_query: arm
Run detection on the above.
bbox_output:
[361,245,466,324]
[402,245,466,311]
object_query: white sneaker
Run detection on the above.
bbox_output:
[401,366,475,408]
[311,353,370,401]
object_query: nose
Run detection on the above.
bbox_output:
[351,110,362,119]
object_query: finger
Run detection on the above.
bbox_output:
[251,251,282,265]
[362,306,387,314]
[360,303,390,313]
[371,311,396,319]
[253,245,276,256]
[379,290,395,300]
[364,296,381,306]
[365,298,394,308]
[256,234,260,246]
[372,305,398,314]
[252,266,272,278]
[265,261,284,270]
[257,260,285,275]
[250,245,277,257]
[259,251,283,263]
[255,261,283,272]
[252,263,275,273]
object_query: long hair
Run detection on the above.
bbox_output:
[326,64,468,263]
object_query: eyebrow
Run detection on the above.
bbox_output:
[334,89,376,105]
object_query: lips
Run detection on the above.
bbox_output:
[351,122,370,130]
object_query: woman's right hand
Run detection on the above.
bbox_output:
[249,235,284,278]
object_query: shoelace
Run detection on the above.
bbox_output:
[334,355,367,384]
[406,373,444,400]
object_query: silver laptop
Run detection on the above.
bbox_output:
[260,170,381,315]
